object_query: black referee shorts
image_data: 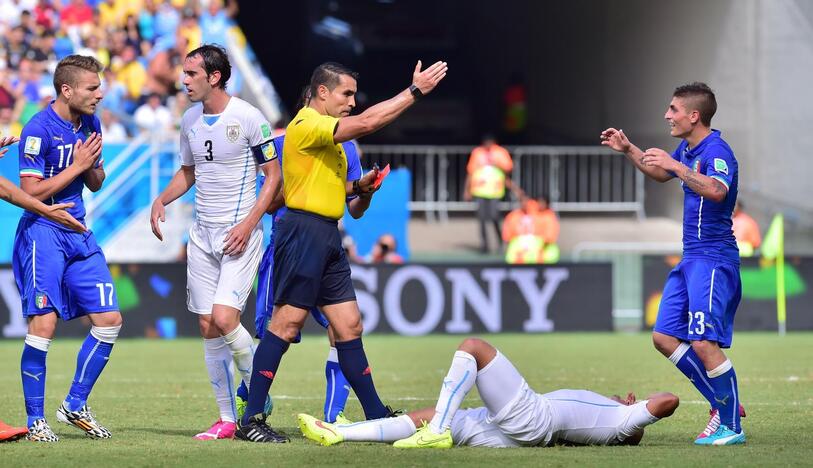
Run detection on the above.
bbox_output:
[272,209,356,310]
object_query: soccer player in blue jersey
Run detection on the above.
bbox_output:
[13,55,122,442]
[235,130,370,425]
[601,82,745,445]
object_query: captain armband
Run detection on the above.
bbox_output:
[251,140,278,165]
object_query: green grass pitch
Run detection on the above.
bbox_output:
[1,333,811,466]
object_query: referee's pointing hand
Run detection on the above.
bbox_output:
[412,60,448,95]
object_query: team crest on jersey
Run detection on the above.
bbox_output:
[226,124,240,143]
[35,293,47,309]
[24,136,41,155]
[713,158,729,175]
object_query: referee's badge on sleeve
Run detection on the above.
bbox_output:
[24,136,41,155]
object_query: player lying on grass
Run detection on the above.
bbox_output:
[299,337,678,448]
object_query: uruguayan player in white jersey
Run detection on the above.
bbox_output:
[149,44,282,440]
[299,338,679,448]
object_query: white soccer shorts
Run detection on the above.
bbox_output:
[450,351,555,447]
[186,220,263,314]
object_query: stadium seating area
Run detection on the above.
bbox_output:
[0,0,242,138]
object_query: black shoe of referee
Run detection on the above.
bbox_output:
[235,413,290,443]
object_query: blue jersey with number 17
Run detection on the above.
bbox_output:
[18,102,102,229]
[670,129,739,264]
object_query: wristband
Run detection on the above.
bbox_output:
[409,84,423,99]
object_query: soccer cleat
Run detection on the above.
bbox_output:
[697,408,721,439]
[694,424,745,445]
[393,423,453,449]
[236,394,274,420]
[193,419,236,440]
[56,403,111,439]
[235,413,289,443]
[26,419,59,442]
[0,420,28,443]
[298,413,344,446]
[334,411,353,425]
[696,404,747,440]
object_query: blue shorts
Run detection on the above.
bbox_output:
[255,229,330,341]
[654,258,741,348]
[12,219,119,321]
[272,209,355,310]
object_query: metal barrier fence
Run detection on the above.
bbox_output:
[360,145,645,222]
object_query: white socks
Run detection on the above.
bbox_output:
[337,414,417,442]
[90,325,121,344]
[428,351,478,434]
[223,325,254,390]
[203,337,237,423]
[25,334,51,352]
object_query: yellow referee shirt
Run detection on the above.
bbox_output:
[283,106,348,219]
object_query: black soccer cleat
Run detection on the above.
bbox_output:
[235,413,290,443]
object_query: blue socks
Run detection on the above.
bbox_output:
[242,331,289,424]
[237,380,248,401]
[65,330,115,411]
[324,347,350,423]
[668,342,717,406]
[21,335,50,427]
[707,359,741,432]
[335,338,388,420]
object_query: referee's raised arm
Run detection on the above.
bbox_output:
[331,60,448,143]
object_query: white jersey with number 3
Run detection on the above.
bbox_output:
[180,96,273,224]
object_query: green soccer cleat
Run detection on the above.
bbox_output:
[236,394,274,421]
[333,411,353,425]
[393,423,452,449]
[298,413,344,446]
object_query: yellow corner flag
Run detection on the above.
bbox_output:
[761,214,786,335]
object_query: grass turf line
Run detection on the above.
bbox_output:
[1,333,811,467]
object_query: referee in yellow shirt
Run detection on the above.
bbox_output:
[237,60,447,442]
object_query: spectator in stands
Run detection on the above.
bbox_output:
[0,0,26,27]
[100,108,128,143]
[111,44,147,109]
[28,29,58,72]
[33,0,57,31]
[464,133,514,254]
[732,200,761,257]
[0,68,16,109]
[3,25,31,70]
[0,106,23,137]
[502,193,560,264]
[177,7,201,53]
[60,0,94,28]
[200,0,238,46]
[134,92,172,132]
[138,0,158,43]
[168,89,189,127]
[52,20,75,59]
[19,9,36,43]
[11,57,44,125]
[366,234,405,264]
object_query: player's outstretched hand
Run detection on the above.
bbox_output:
[0,135,20,157]
[412,60,448,96]
[642,148,675,171]
[223,221,251,256]
[150,199,165,241]
[73,133,102,170]
[600,128,631,153]
[44,202,86,233]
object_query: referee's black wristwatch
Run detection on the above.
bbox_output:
[409,84,423,100]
